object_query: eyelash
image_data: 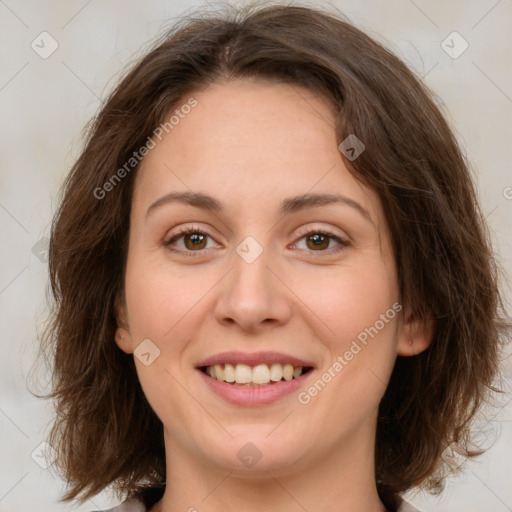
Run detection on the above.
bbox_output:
[164,225,350,258]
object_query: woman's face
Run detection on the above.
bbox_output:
[116,79,419,475]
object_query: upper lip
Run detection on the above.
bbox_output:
[196,351,315,368]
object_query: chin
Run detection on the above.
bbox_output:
[195,429,307,473]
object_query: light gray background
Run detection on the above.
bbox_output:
[1,1,511,511]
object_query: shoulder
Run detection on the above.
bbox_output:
[397,500,423,512]
[91,496,146,512]
[92,486,165,512]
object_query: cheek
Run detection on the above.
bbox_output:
[294,259,398,351]
[297,266,400,427]
[123,255,205,428]
[124,252,205,341]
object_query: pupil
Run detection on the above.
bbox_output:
[308,234,328,250]
[186,233,205,249]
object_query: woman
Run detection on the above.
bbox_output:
[40,3,508,512]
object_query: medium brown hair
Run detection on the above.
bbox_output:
[40,3,509,510]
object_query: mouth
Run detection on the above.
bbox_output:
[199,363,314,386]
[195,351,316,406]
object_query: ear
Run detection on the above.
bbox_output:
[397,311,435,357]
[114,294,134,354]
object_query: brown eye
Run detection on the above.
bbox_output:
[305,233,330,250]
[165,227,217,256]
[292,229,349,255]
[182,232,207,250]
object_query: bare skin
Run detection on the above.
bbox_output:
[115,79,432,512]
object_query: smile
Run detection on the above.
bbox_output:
[196,351,316,406]
[200,363,313,385]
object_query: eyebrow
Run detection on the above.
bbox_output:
[146,191,373,223]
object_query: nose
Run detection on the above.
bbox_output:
[214,243,292,333]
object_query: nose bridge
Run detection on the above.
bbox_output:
[234,238,272,294]
[214,234,291,330]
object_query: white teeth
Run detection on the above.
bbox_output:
[214,364,224,381]
[282,363,294,381]
[223,363,235,382]
[252,364,271,384]
[270,363,283,381]
[234,364,252,384]
[204,363,309,385]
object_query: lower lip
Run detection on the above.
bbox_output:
[197,369,314,406]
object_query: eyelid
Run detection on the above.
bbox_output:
[293,224,349,244]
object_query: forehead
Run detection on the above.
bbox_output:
[132,79,381,224]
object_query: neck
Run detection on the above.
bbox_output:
[155,412,387,512]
